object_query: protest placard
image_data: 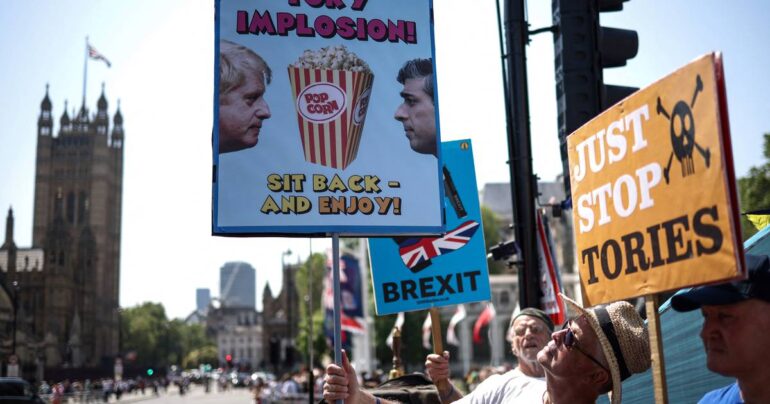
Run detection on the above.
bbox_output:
[369,140,490,314]
[213,0,444,236]
[568,53,744,305]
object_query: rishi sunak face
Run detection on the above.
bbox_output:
[394,77,436,156]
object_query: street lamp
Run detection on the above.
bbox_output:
[11,281,19,356]
[307,238,315,404]
[281,249,293,368]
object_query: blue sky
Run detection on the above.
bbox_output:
[0,0,768,319]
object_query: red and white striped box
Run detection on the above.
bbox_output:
[288,67,374,170]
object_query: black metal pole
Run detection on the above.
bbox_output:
[305,287,313,403]
[503,0,540,309]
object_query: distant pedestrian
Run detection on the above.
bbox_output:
[51,383,64,404]
[101,379,113,403]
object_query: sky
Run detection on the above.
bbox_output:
[1,1,768,319]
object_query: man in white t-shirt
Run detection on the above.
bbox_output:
[425,308,552,403]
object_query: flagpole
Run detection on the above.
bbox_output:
[82,36,88,108]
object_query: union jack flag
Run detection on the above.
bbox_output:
[88,43,111,67]
[398,220,480,272]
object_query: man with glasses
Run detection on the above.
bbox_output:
[538,296,650,404]
[671,253,770,403]
[424,308,553,403]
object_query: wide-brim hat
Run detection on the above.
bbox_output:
[560,294,651,404]
[671,254,770,311]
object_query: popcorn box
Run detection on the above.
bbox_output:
[288,66,374,169]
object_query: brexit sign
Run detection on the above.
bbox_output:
[369,140,491,315]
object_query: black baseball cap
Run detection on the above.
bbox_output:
[671,254,770,312]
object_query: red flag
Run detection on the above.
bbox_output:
[341,312,366,334]
[536,211,566,325]
[472,303,496,344]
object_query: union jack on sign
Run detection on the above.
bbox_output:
[397,220,480,272]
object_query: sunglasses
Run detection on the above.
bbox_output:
[562,320,611,374]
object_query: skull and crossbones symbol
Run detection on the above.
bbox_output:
[656,74,711,184]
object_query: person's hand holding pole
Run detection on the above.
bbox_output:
[323,350,360,404]
[425,351,451,382]
[428,308,460,403]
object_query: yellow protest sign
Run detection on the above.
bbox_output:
[568,53,744,305]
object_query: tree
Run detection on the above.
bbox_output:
[295,252,329,366]
[738,133,770,240]
[481,205,506,274]
[120,302,215,370]
[120,302,169,368]
[183,346,218,369]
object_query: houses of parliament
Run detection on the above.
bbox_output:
[0,84,124,371]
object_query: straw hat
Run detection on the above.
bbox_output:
[560,294,651,404]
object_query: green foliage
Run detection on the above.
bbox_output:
[120,302,215,370]
[738,133,770,240]
[295,253,329,365]
[481,205,506,274]
[120,303,169,368]
[182,345,218,369]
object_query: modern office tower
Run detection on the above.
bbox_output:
[219,262,256,309]
[196,288,211,313]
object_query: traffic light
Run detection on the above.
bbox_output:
[552,0,639,194]
[225,354,233,367]
[146,368,154,376]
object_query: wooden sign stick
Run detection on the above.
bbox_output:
[429,307,452,396]
[645,294,669,404]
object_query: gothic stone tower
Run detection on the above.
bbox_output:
[24,84,124,367]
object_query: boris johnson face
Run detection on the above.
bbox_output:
[219,71,271,154]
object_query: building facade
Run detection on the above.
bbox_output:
[261,262,299,373]
[0,85,124,368]
[206,306,262,370]
[480,180,581,299]
[219,262,256,309]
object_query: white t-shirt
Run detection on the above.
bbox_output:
[455,368,546,404]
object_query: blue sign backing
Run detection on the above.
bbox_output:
[369,140,491,314]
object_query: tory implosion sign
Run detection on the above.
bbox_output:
[213,0,443,236]
[568,53,744,305]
